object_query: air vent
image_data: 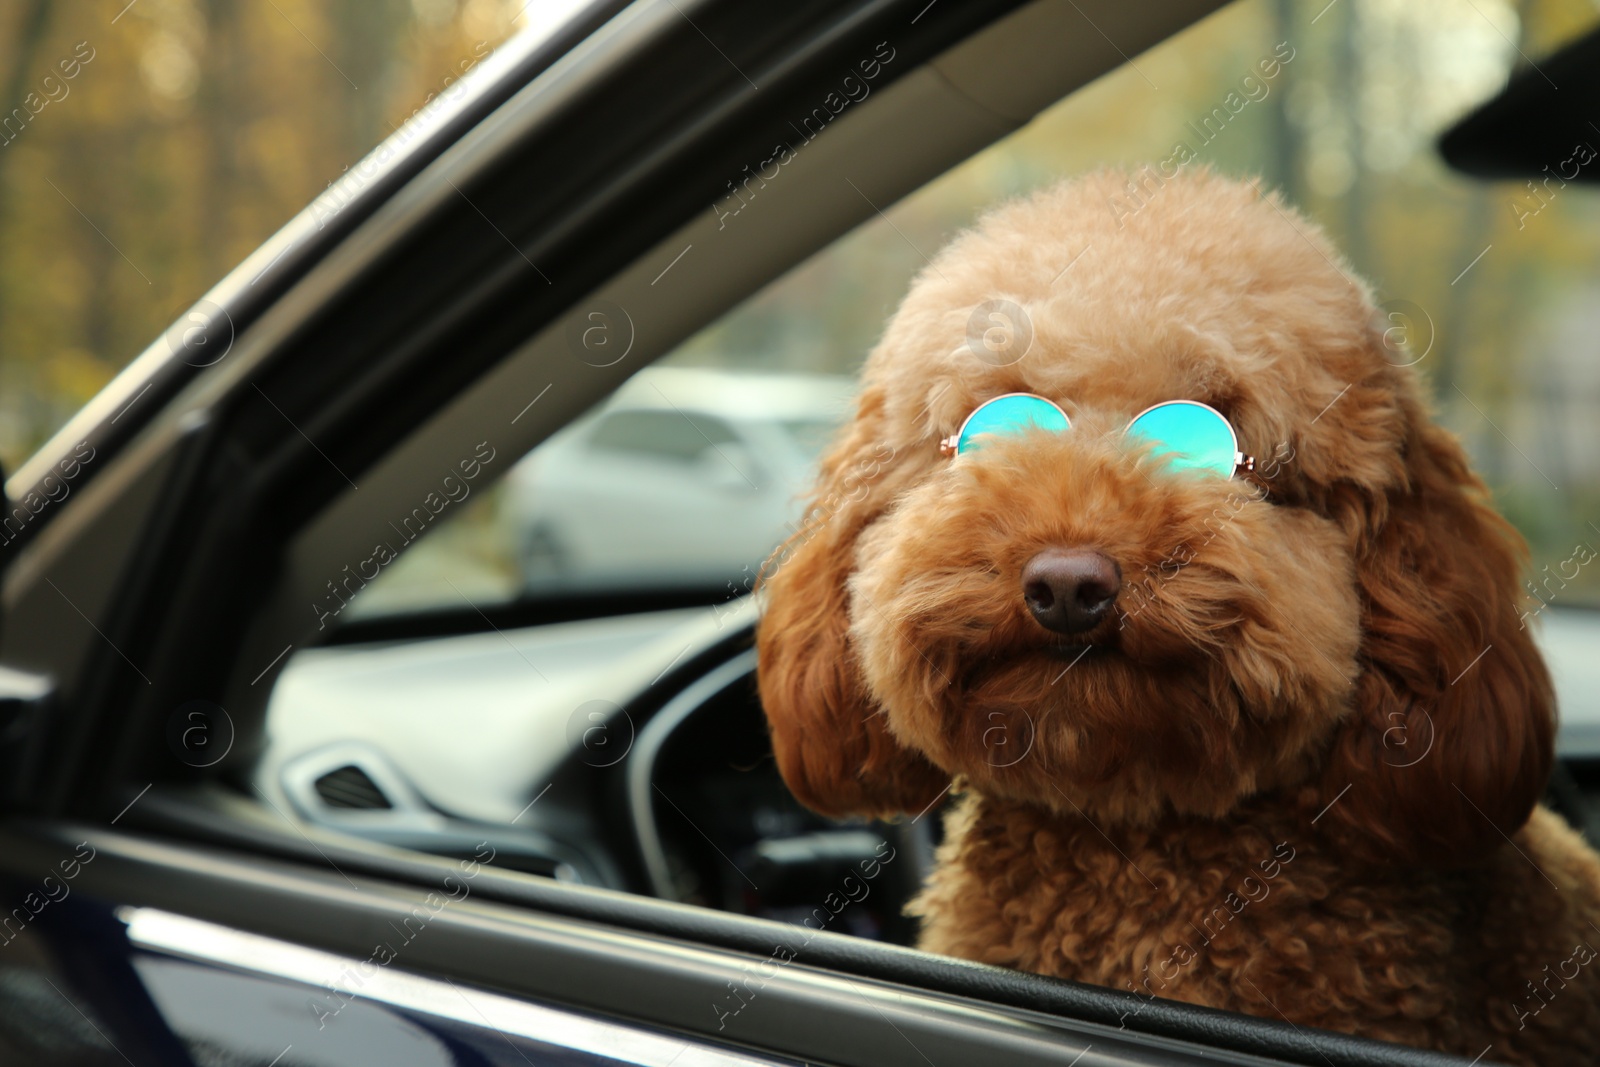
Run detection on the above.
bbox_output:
[313,765,392,810]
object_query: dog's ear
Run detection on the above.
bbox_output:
[1312,383,1554,866]
[756,384,949,819]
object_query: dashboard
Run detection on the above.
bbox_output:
[255,598,1600,944]
[255,596,936,945]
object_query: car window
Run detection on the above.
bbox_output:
[265,0,1600,941]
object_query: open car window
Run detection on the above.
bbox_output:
[260,0,1600,906]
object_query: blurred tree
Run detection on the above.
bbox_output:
[0,0,53,461]
[0,0,528,469]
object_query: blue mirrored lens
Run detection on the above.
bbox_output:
[1125,401,1235,478]
[957,394,1070,454]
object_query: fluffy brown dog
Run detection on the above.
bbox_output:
[756,169,1600,1064]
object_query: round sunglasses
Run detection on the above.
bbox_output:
[938,393,1256,479]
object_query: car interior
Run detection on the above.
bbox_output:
[4,0,1598,1063]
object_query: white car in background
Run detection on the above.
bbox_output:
[501,366,855,590]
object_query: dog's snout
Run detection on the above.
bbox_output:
[1021,548,1121,634]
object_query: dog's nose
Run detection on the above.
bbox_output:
[1021,548,1121,634]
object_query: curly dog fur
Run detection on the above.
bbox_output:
[756,169,1600,1064]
